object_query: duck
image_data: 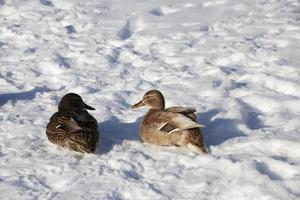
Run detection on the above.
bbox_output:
[131,90,207,154]
[46,93,99,153]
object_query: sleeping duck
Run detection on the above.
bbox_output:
[131,90,207,154]
[46,93,99,153]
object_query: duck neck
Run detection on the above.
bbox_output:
[149,107,163,113]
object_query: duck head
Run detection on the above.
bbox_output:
[131,90,165,110]
[58,93,95,112]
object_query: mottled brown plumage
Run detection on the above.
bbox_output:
[46,93,99,153]
[131,90,207,154]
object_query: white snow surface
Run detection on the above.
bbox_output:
[1,0,300,199]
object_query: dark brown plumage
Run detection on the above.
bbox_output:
[46,93,99,153]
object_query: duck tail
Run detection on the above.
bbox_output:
[187,143,207,155]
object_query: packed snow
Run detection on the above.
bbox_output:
[1,0,300,199]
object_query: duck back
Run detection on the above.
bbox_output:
[46,111,99,153]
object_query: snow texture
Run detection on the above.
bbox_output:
[0,0,300,199]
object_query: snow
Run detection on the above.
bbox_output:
[0,0,300,199]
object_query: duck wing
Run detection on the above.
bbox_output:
[165,106,197,121]
[46,112,96,153]
[49,112,85,133]
[157,111,205,134]
[46,113,69,144]
[67,110,99,148]
[165,106,196,114]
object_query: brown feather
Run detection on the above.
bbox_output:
[135,91,206,154]
[46,111,99,153]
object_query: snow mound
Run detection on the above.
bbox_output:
[0,0,300,199]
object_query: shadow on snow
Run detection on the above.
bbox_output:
[98,116,141,154]
[97,106,263,153]
[0,86,54,106]
[97,108,246,154]
[197,109,246,146]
